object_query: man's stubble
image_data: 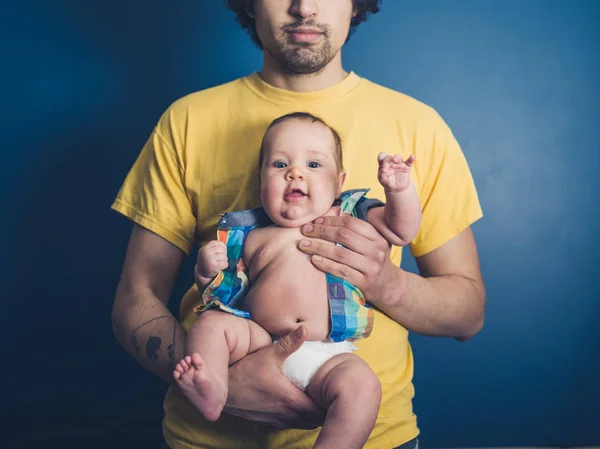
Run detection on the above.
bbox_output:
[268,22,339,75]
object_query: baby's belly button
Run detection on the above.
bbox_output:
[249,302,324,336]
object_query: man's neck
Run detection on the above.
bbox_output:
[259,52,348,92]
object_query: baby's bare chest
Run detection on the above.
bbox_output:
[245,227,313,279]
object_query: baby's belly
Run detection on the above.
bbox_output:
[245,259,330,340]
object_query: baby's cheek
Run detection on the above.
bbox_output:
[260,184,276,204]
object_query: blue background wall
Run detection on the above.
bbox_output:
[1,1,598,448]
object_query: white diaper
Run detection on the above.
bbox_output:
[283,340,358,391]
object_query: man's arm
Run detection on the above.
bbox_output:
[380,227,485,340]
[111,224,187,384]
[112,224,325,427]
[298,217,485,340]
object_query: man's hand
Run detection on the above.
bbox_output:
[224,326,326,429]
[297,215,397,304]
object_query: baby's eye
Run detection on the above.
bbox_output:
[308,161,321,168]
[273,161,288,169]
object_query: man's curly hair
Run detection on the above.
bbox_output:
[223,1,382,48]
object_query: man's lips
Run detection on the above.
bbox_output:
[285,27,324,43]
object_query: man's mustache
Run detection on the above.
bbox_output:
[281,20,330,36]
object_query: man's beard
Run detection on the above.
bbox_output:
[268,21,337,74]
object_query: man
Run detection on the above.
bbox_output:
[111,1,485,448]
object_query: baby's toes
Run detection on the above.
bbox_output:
[190,353,205,370]
[173,363,186,381]
[179,359,191,371]
[174,361,186,374]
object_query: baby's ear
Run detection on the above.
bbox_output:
[337,170,347,194]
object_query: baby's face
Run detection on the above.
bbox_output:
[259,119,345,228]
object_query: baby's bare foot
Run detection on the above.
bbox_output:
[173,354,227,421]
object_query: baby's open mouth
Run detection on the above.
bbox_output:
[284,188,307,198]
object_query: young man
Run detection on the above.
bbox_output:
[111,1,485,448]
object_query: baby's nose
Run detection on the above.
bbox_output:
[286,166,304,180]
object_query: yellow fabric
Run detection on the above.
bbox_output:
[112,71,483,449]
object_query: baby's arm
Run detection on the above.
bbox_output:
[367,152,422,247]
[194,240,229,289]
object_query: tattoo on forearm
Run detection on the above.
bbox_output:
[131,315,178,372]
[146,336,161,360]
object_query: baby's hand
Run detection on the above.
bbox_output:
[196,240,228,279]
[377,152,415,193]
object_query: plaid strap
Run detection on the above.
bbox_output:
[194,226,253,319]
[193,207,271,318]
[326,189,376,341]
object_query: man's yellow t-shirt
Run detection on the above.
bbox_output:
[112,72,483,449]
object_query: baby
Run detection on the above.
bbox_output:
[173,112,422,449]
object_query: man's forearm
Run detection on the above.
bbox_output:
[375,268,485,340]
[112,290,186,385]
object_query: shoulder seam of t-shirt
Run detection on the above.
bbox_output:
[112,199,192,254]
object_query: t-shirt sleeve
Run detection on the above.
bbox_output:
[111,111,196,255]
[409,110,483,257]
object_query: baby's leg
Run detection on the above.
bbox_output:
[173,310,271,421]
[307,353,382,449]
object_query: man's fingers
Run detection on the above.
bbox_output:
[310,256,364,286]
[300,227,375,261]
[298,237,374,281]
[303,216,381,246]
[276,393,326,430]
[265,379,326,430]
[274,325,307,361]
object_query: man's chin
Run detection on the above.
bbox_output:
[279,50,330,74]
[282,63,323,75]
